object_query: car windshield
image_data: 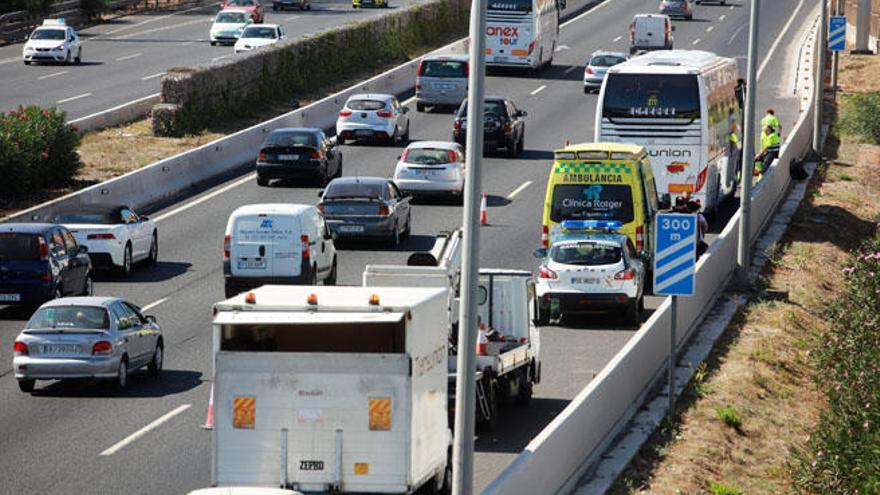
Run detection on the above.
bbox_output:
[550,183,635,224]
[420,60,467,78]
[227,0,255,6]
[52,211,116,224]
[457,100,506,118]
[0,233,40,261]
[216,12,247,23]
[590,55,626,67]
[348,99,386,111]
[324,182,384,199]
[551,242,622,266]
[26,306,110,330]
[242,26,276,39]
[30,28,65,40]
[405,148,454,165]
[265,131,317,148]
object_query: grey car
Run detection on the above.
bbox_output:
[660,0,693,20]
[319,177,412,246]
[415,54,469,112]
[583,51,628,93]
[12,297,163,392]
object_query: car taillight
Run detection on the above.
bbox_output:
[415,83,422,91]
[636,225,644,253]
[476,342,487,356]
[417,59,425,76]
[585,66,593,75]
[310,150,324,159]
[223,234,230,259]
[527,41,536,55]
[38,236,49,261]
[316,203,325,214]
[541,225,549,248]
[465,63,469,77]
[378,205,390,216]
[539,266,557,279]
[13,341,28,356]
[447,150,457,162]
[503,122,512,133]
[39,272,51,282]
[615,268,636,280]
[301,234,310,260]
[339,110,352,117]
[258,150,266,161]
[400,149,410,162]
[92,341,112,355]
[87,233,116,240]
[377,111,394,118]
[453,120,461,131]
[630,23,635,42]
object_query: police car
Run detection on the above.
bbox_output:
[534,220,646,326]
[22,19,82,65]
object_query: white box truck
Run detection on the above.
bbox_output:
[204,285,452,494]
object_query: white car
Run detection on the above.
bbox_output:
[393,141,465,201]
[210,9,253,45]
[583,50,628,93]
[534,220,646,326]
[51,205,158,275]
[22,19,81,65]
[233,24,286,53]
[336,93,411,145]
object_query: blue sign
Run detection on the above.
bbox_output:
[653,213,698,296]
[829,16,847,52]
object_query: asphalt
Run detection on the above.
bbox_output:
[0,0,426,120]
[0,0,817,493]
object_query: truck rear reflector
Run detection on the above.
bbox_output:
[233,396,256,429]
[369,397,392,431]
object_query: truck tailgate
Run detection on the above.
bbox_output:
[214,352,411,492]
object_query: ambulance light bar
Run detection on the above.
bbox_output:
[560,220,623,232]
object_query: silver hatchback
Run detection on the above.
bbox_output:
[12,296,163,393]
[415,54,469,112]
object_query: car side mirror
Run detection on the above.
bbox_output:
[558,0,566,9]
[533,248,547,258]
[323,230,333,240]
[140,216,149,222]
[146,315,157,324]
[517,110,527,117]
[317,190,324,198]
[671,25,676,32]
[402,107,410,114]
[78,245,88,254]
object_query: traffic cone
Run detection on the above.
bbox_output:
[564,139,570,147]
[201,384,215,430]
[480,192,488,226]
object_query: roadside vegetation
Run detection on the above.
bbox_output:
[609,51,880,494]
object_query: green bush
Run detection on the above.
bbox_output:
[0,106,81,196]
[709,482,742,495]
[791,233,880,493]
[81,0,111,16]
[838,92,880,144]
[1,0,53,15]
[716,405,743,429]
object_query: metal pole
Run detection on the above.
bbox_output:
[855,0,871,53]
[814,0,829,154]
[736,0,760,283]
[831,0,842,89]
[452,0,487,490]
[668,296,677,422]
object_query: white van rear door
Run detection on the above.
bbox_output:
[270,214,303,279]
[634,18,662,47]
[231,214,275,278]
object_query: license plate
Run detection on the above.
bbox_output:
[300,460,324,471]
[572,277,599,285]
[237,259,267,269]
[0,293,20,302]
[277,154,299,161]
[494,56,508,62]
[355,130,373,136]
[42,344,79,354]
[433,83,454,91]
[338,225,364,233]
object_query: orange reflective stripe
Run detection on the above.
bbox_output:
[233,396,256,429]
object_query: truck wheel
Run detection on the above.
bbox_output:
[18,379,35,393]
[224,280,239,299]
[416,102,426,112]
[325,257,338,286]
[515,369,533,405]
[478,379,500,432]
[536,299,550,326]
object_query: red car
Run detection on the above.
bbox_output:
[220,0,264,23]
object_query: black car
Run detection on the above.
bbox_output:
[319,177,412,246]
[0,223,92,306]
[256,128,342,187]
[452,97,527,157]
[273,0,310,10]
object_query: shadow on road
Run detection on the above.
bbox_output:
[335,234,436,252]
[0,305,34,321]
[93,260,193,283]
[476,397,571,453]
[28,369,203,398]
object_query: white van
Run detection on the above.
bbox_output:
[223,204,337,298]
[629,14,674,54]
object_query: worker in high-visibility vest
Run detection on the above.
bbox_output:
[728,121,742,182]
[754,125,781,181]
[761,108,782,136]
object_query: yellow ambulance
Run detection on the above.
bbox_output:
[541,142,666,260]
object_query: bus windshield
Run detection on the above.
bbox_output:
[550,184,634,224]
[488,0,532,12]
[602,74,700,119]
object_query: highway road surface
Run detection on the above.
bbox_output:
[0,0,816,493]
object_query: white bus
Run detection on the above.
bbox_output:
[595,50,743,213]
[485,0,565,71]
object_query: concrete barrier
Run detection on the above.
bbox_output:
[68,92,161,134]
[482,13,821,495]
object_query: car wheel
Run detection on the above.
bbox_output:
[18,379,35,393]
[391,223,401,247]
[505,140,517,158]
[24,60,31,65]
[75,48,81,64]
[515,368,533,405]
[325,257,338,285]
[403,213,411,238]
[536,299,550,326]
[257,175,269,187]
[210,41,217,46]
[224,280,239,299]
[334,157,343,178]
[306,3,312,10]
[416,103,426,112]
[273,4,278,10]
[115,357,128,391]
[337,135,346,145]
[310,266,318,285]
[120,244,133,276]
[147,233,158,265]
[401,121,410,143]
[517,132,525,155]
[65,50,71,64]
[148,342,163,377]
[82,273,93,296]
[52,286,63,300]
[627,300,641,327]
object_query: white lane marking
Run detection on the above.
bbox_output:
[101,4,209,37]
[506,181,533,200]
[153,173,256,222]
[719,14,726,21]
[401,95,416,106]
[141,72,165,81]
[38,70,68,80]
[555,44,570,52]
[727,23,746,45]
[613,35,622,42]
[141,298,168,312]
[100,17,210,41]
[115,52,142,62]
[757,0,806,80]
[181,41,194,46]
[692,38,701,45]
[0,56,21,65]
[560,0,621,29]
[706,26,714,33]
[729,4,735,9]
[530,85,547,95]
[99,404,191,456]
[212,55,231,62]
[57,92,92,104]
[564,65,579,74]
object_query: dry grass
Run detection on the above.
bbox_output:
[609,55,880,495]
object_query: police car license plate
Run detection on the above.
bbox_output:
[300,460,324,471]
[277,154,299,161]
[0,293,20,302]
[572,277,599,285]
[237,259,266,269]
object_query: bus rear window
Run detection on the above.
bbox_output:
[550,184,634,224]
[602,74,700,119]
[220,322,405,353]
[488,0,532,12]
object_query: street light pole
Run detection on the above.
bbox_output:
[736,0,760,284]
[451,0,487,491]
[813,0,829,154]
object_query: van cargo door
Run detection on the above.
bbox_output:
[231,214,275,278]
[269,215,302,279]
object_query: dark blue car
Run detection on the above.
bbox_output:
[0,224,93,306]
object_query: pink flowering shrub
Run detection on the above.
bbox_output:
[0,106,81,196]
